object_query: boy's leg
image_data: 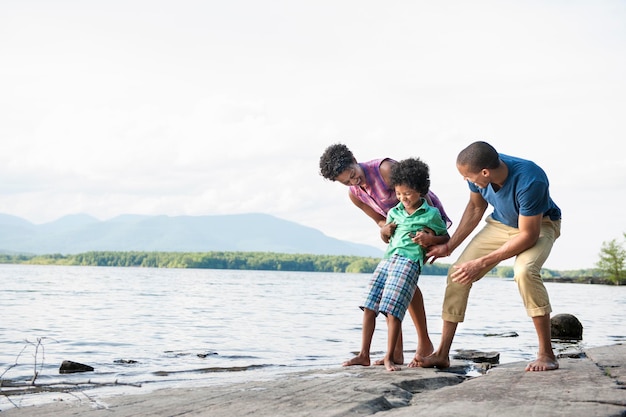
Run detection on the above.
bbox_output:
[351,260,388,366]
[343,308,377,366]
[384,314,403,371]
[406,286,434,367]
[378,255,421,370]
[373,322,404,366]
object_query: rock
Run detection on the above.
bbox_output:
[551,313,583,341]
[483,331,519,338]
[114,359,139,364]
[59,360,94,374]
[453,349,500,364]
[197,352,218,358]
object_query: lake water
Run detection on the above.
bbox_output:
[1,264,624,409]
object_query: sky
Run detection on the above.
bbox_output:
[1,1,625,270]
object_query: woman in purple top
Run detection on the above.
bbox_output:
[319,143,452,367]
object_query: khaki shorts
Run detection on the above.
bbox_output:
[442,216,561,322]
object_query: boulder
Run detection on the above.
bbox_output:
[59,360,94,374]
[551,313,583,341]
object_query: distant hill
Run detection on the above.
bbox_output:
[0,213,384,258]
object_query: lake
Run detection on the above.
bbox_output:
[1,264,624,408]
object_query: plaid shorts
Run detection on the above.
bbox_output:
[361,254,421,320]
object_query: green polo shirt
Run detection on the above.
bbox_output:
[383,199,448,266]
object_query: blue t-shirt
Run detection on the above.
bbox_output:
[467,154,561,228]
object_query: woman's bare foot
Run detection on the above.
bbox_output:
[373,352,404,366]
[525,355,559,372]
[414,351,450,369]
[408,342,435,367]
[384,357,401,371]
[343,353,370,367]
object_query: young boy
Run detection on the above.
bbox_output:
[343,157,449,371]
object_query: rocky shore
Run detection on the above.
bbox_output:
[2,344,625,417]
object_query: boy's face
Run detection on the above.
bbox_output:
[395,184,422,212]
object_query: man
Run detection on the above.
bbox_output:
[419,141,561,372]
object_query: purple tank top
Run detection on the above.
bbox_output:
[350,158,452,227]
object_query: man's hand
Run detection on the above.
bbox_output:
[425,243,448,264]
[450,259,485,285]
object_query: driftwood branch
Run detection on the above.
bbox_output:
[1,379,142,397]
[0,344,28,380]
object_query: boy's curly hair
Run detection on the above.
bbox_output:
[389,157,430,195]
[319,143,356,180]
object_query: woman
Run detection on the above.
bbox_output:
[319,143,452,367]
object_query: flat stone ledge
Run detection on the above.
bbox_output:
[2,344,625,417]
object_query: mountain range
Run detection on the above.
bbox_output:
[0,213,384,257]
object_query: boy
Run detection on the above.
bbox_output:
[343,157,449,371]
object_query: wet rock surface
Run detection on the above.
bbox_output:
[3,344,625,417]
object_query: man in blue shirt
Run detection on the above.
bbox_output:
[418,141,562,372]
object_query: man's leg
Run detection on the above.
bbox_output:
[525,313,559,371]
[415,319,457,368]
[418,219,505,368]
[516,218,561,371]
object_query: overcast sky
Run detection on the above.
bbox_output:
[1,1,625,270]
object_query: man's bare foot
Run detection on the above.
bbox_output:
[414,352,450,369]
[408,342,435,367]
[373,352,404,366]
[525,355,559,372]
[384,357,401,371]
[342,353,370,367]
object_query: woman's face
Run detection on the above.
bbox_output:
[334,163,365,186]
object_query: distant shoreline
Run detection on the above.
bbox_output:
[478,275,616,285]
[0,254,616,284]
[543,276,615,285]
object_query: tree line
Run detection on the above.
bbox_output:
[1,234,624,284]
[0,251,454,274]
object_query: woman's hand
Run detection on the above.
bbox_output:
[410,228,435,248]
[380,222,397,243]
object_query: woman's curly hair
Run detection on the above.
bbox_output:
[319,143,356,180]
[389,157,430,195]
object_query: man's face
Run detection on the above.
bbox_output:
[457,163,489,189]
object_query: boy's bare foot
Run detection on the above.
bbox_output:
[414,351,450,369]
[384,357,401,372]
[525,355,559,372]
[408,342,434,367]
[343,353,370,367]
[373,352,404,366]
